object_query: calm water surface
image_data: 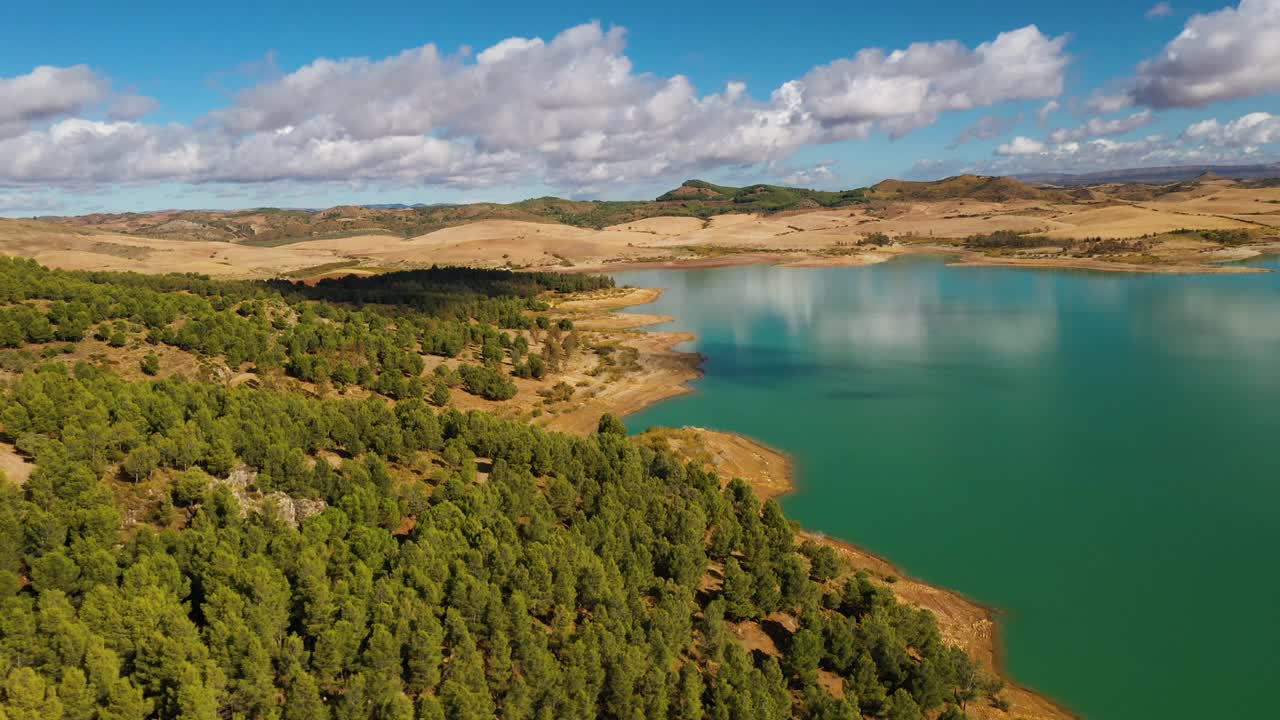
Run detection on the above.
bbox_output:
[615,256,1280,720]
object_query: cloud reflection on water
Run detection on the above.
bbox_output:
[1140,284,1280,361]
[617,258,1280,378]
[633,260,1062,362]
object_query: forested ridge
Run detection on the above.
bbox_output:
[0,259,607,401]
[0,261,1002,719]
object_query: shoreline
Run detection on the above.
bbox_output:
[536,286,704,435]
[566,243,1272,275]
[582,281,1079,720]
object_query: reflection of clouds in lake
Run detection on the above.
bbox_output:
[1144,288,1280,358]
[640,262,1066,359]
[815,271,928,351]
[734,267,818,331]
[646,265,820,346]
[620,261,1280,389]
[812,265,1060,359]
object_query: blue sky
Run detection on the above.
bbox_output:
[2,0,1279,214]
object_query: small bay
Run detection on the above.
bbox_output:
[615,256,1280,720]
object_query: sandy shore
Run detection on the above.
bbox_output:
[569,242,1269,276]
[561,283,1079,720]
[947,253,1267,274]
[570,252,791,273]
[513,287,705,435]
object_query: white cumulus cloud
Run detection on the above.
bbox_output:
[1048,110,1154,143]
[1183,112,1280,146]
[780,161,838,187]
[1132,0,1280,108]
[996,136,1046,155]
[984,111,1280,174]
[0,65,108,131]
[1084,91,1132,114]
[0,21,1072,191]
[1037,100,1061,124]
[794,25,1067,138]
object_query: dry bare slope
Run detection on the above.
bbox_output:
[5,174,1279,277]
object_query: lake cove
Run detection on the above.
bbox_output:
[615,256,1280,720]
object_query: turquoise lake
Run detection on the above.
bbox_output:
[614,256,1280,720]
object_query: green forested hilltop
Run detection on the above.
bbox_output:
[0,262,999,720]
[654,181,867,212]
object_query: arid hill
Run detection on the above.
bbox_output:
[34,181,869,246]
[1019,162,1280,185]
[42,203,556,246]
[6,172,1280,278]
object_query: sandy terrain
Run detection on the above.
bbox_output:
[0,441,34,486]
[1037,203,1251,240]
[604,216,707,235]
[414,286,701,436]
[537,287,702,434]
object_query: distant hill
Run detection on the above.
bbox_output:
[511,181,865,228]
[655,179,867,210]
[41,204,554,246]
[34,180,870,243]
[869,174,1066,202]
[1018,163,1280,186]
[50,168,1277,245]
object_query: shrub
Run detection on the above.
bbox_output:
[458,363,517,400]
[140,353,161,376]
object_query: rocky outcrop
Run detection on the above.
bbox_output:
[213,465,327,528]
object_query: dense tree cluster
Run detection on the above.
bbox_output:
[457,364,518,401]
[962,231,1049,250]
[271,266,613,313]
[0,259,598,401]
[0,368,993,719]
[0,263,996,719]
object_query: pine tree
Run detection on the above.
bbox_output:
[783,627,824,687]
[57,668,95,720]
[722,558,757,620]
[851,652,889,716]
[122,445,161,482]
[284,670,329,720]
[1,668,63,720]
[596,413,627,436]
[887,688,924,720]
[673,663,705,720]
